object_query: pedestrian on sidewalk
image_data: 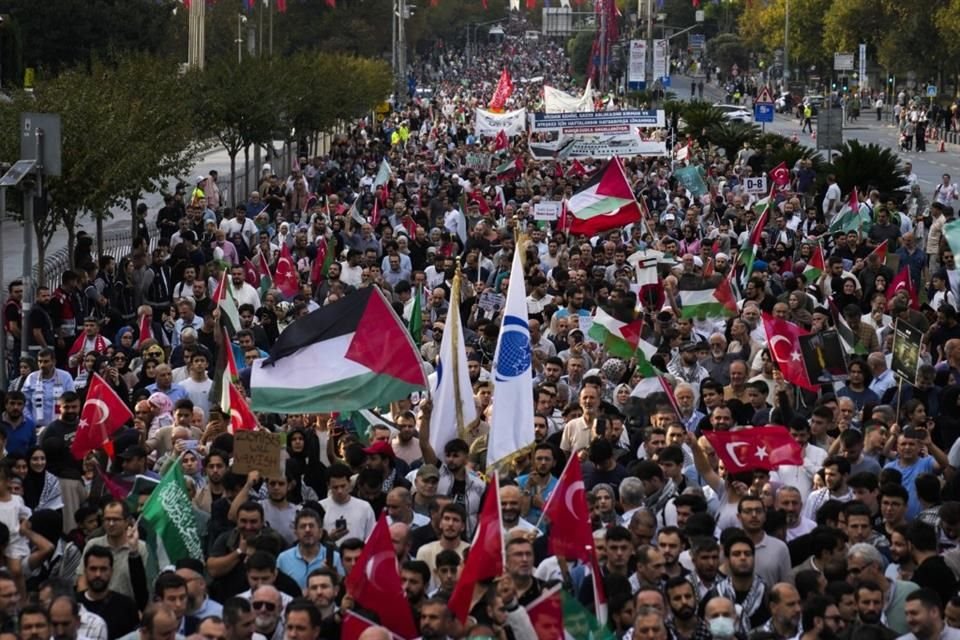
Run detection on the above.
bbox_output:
[875,97,884,121]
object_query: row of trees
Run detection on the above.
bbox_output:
[0,51,391,281]
[737,0,960,90]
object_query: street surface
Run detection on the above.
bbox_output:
[5,76,960,282]
[670,74,960,189]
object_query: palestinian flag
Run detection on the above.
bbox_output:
[338,409,397,445]
[567,156,644,236]
[829,188,872,235]
[678,288,735,319]
[310,236,337,287]
[212,271,240,335]
[409,285,423,347]
[739,193,771,283]
[827,299,867,355]
[803,243,825,282]
[714,271,739,316]
[494,156,523,178]
[587,308,642,359]
[250,287,428,413]
[635,337,660,378]
[256,253,273,299]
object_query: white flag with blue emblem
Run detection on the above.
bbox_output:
[487,246,535,465]
[428,274,476,453]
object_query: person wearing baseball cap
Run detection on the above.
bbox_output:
[362,441,410,492]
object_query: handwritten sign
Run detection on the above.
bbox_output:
[233,431,284,477]
[533,201,562,221]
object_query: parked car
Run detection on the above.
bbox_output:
[712,103,754,123]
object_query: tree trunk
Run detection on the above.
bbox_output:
[96,214,105,258]
[130,195,138,240]
[230,151,238,209]
[64,213,77,271]
[244,145,250,202]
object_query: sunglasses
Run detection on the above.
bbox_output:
[252,601,277,612]
[146,350,163,357]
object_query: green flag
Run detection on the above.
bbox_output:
[140,460,203,575]
[409,285,423,347]
[562,590,615,640]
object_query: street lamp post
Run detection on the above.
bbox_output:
[783,0,790,84]
[237,14,247,65]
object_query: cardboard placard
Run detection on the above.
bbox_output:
[533,201,562,221]
[232,430,284,477]
[478,291,505,314]
[465,153,491,171]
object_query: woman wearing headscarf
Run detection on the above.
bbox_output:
[22,447,63,512]
[113,326,137,359]
[147,392,175,438]
[7,357,37,392]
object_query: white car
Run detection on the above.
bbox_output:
[712,103,754,123]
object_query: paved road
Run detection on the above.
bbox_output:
[670,74,960,190]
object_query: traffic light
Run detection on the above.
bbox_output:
[888,76,894,84]
[831,81,837,90]
[843,83,848,91]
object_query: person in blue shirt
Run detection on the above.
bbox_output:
[516,442,559,527]
[883,425,951,520]
[277,509,342,589]
[0,391,36,457]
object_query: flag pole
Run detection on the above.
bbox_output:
[451,265,466,439]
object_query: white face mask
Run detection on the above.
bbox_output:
[708,617,736,639]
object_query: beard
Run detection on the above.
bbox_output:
[673,606,696,621]
[88,578,109,593]
[860,611,882,625]
[255,615,277,632]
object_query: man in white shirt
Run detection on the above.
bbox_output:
[228,265,262,311]
[823,175,842,217]
[339,251,364,288]
[220,206,258,253]
[934,173,960,207]
[319,465,376,546]
[771,420,828,501]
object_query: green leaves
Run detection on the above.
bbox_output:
[825,140,908,199]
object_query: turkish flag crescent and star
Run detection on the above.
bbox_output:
[769,162,791,188]
[71,373,134,460]
[344,513,418,639]
[761,313,818,391]
[703,426,803,473]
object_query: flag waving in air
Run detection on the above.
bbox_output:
[762,313,818,391]
[140,460,204,577]
[567,156,644,236]
[703,425,803,474]
[887,266,920,309]
[769,162,791,188]
[275,243,301,300]
[71,373,133,460]
[251,287,428,414]
[345,513,418,639]
[449,475,504,623]
[488,68,514,111]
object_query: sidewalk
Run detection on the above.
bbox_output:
[0,143,281,286]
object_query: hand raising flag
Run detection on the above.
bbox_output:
[703,425,803,473]
[72,374,133,460]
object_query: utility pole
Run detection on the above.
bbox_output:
[599,0,607,92]
[783,0,790,84]
[646,0,654,88]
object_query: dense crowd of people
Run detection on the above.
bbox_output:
[0,13,960,640]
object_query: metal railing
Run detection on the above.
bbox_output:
[34,230,161,291]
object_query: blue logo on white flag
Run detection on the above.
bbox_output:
[495,316,531,381]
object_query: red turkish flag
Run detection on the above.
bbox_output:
[488,69,514,111]
[525,586,564,640]
[274,243,301,300]
[494,129,508,151]
[887,266,919,310]
[762,313,818,391]
[702,425,803,473]
[72,374,134,460]
[567,159,589,178]
[310,238,328,288]
[226,383,257,433]
[449,474,504,623]
[541,455,593,564]
[867,239,888,264]
[345,513,418,640]
[769,161,791,188]
[242,258,259,287]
